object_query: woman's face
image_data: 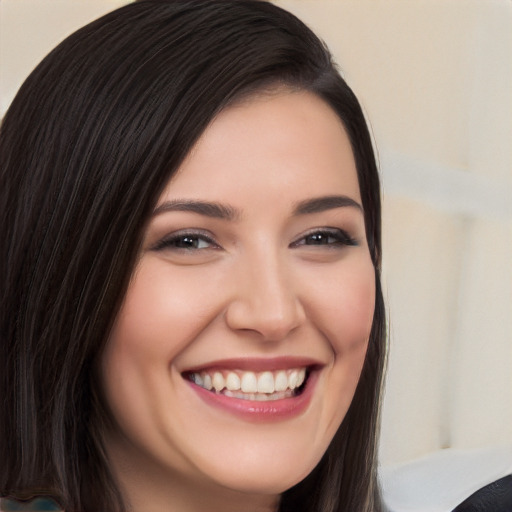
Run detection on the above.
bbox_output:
[101,90,375,503]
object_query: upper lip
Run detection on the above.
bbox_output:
[182,356,324,374]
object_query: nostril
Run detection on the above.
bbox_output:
[223,267,306,340]
[224,301,305,342]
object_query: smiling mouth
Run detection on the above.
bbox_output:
[184,368,309,402]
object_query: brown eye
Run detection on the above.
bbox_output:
[292,229,358,248]
[152,231,218,252]
[171,235,211,249]
[304,233,334,245]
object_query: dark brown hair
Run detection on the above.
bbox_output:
[0,1,386,510]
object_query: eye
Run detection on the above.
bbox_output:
[151,231,219,252]
[291,228,358,248]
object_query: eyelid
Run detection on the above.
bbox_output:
[150,229,220,252]
[289,227,358,248]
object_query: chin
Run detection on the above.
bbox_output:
[214,470,308,497]
[196,445,324,497]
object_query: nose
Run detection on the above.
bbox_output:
[224,251,306,342]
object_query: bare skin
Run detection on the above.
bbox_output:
[101,90,375,512]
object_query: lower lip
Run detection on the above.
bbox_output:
[186,371,317,422]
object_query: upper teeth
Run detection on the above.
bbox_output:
[189,368,307,394]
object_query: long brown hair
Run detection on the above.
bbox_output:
[0,1,386,510]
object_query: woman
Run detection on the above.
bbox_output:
[0,1,386,511]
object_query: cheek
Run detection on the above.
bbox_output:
[310,256,376,356]
[321,257,376,426]
[107,261,220,363]
[100,262,211,423]
[294,255,375,448]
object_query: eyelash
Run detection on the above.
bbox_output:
[151,230,219,252]
[290,228,358,248]
[151,228,357,252]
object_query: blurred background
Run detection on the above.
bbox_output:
[1,0,511,507]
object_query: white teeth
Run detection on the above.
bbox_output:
[226,372,241,391]
[274,371,288,392]
[223,389,295,401]
[257,371,274,393]
[189,367,309,397]
[297,368,306,387]
[192,373,204,387]
[289,370,298,390]
[241,372,258,393]
[203,373,212,390]
[212,372,225,392]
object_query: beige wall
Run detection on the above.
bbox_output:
[1,0,511,466]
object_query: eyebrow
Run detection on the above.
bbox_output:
[152,199,241,221]
[292,195,363,215]
[152,194,362,220]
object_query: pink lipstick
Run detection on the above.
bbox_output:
[182,357,321,422]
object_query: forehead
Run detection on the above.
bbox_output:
[160,90,361,206]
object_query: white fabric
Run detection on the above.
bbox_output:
[380,445,512,512]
